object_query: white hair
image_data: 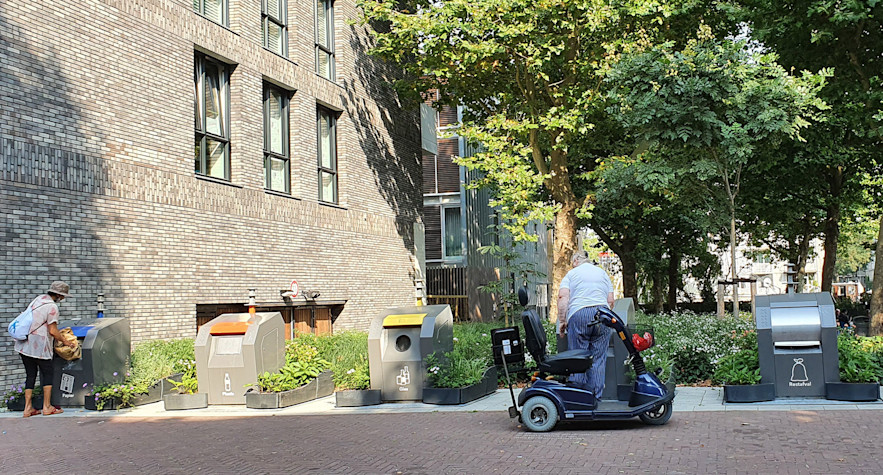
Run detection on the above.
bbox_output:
[571,251,588,266]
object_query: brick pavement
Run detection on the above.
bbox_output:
[1,409,882,474]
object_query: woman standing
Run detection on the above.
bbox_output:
[15,281,77,417]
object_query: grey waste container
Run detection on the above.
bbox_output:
[51,317,131,407]
[555,299,633,401]
[195,312,285,404]
[756,293,839,398]
[368,305,453,401]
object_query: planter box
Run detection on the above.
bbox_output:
[84,394,119,411]
[245,371,334,409]
[5,395,44,412]
[335,389,382,407]
[826,382,881,402]
[424,367,498,405]
[132,381,163,406]
[724,383,775,403]
[163,392,208,411]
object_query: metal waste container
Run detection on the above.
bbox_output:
[195,312,285,404]
[368,305,453,401]
[51,317,131,407]
[756,293,839,397]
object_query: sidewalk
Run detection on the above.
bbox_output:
[2,386,880,419]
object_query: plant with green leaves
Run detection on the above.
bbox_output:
[478,221,546,326]
[128,338,195,389]
[87,382,142,410]
[169,358,198,395]
[838,333,883,383]
[253,338,331,393]
[2,385,41,409]
[308,331,371,390]
[712,330,761,385]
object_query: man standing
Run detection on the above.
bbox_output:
[557,252,615,397]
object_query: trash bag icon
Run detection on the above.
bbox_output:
[790,358,808,382]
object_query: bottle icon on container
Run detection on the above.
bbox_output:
[224,373,232,392]
[396,366,411,386]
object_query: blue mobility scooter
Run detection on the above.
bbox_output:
[497,289,675,432]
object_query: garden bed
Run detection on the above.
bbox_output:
[334,389,382,407]
[423,366,497,405]
[723,383,775,403]
[246,371,333,409]
[826,382,881,402]
[163,392,208,410]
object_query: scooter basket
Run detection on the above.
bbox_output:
[626,324,655,350]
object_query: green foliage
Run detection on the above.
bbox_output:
[425,323,495,388]
[169,359,198,395]
[310,331,371,390]
[128,338,195,389]
[838,333,883,383]
[88,382,142,410]
[2,385,41,408]
[634,310,755,384]
[254,338,331,393]
[477,222,545,325]
[712,331,761,385]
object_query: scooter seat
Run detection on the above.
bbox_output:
[537,349,592,375]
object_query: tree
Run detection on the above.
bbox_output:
[358,0,731,319]
[607,37,829,300]
[737,0,882,297]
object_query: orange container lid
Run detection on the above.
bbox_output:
[210,321,251,335]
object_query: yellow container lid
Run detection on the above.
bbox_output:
[383,313,428,327]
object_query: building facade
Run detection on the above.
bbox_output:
[0,0,424,388]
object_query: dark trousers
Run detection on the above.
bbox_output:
[20,353,54,389]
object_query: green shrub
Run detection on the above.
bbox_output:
[712,331,761,385]
[633,310,754,384]
[312,331,371,390]
[128,338,195,388]
[838,333,883,383]
[254,338,331,392]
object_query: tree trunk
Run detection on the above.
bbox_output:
[796,232,811,293]
[870,215,883,336]
[729,205,738,309]
[651,271,664,314]
[620,241,638,300]
[667,250,679,311]
[821,167,843,292]
[550,200,578,323]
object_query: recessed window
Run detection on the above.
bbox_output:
[194,53,231,180]
[263,0,287,56]
[443,206,463,258]
[193,0,227,26]
[315,0,335,80]
[317,107,337,203]
[264,85,290,193]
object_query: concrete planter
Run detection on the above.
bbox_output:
[826,382,880,402]
[132,377,179,406]
[334,389,382,407]
[163,392,208,410]
[245,371,334,409]
[84,394,119,411]
[6,395,44,412]
[423,367,497,405]
[724,383,775,403]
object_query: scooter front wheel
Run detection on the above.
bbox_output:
[521,396,559,432]
[639,401,672,425]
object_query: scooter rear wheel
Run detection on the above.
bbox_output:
[639,401,672,425]
[521,396,559,432]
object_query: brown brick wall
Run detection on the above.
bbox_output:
[0,0,422,387]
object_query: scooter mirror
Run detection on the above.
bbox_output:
[517,286,529,307]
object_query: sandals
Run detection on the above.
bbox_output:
[22,408,40,418]
[42,406,64,416]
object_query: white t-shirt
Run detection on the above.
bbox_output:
[560,263,613,320]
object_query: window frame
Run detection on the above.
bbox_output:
[193,0,228,27]
[315,0,335,80]
[441,204,465,261]
[194,52,231,181]
[262,0,288,57]
[263,84,291,193]
[317,106,338,204]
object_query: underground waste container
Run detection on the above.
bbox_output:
[755,292,839,398]
[368,305,453,401]
[195,312,285,404]
[51,317,131,407]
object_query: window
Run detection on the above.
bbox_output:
[194,53,231,180]
[263,0,287,56]
[317,107,337,203]
[193,0,227,26]
[264,85,290,193]
[315,0,335,80]
[443,206,463,258]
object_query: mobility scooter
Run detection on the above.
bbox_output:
[496,288,675,432]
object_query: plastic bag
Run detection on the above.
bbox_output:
[54,327,81,361]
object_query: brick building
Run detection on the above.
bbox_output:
[0,0,424,388]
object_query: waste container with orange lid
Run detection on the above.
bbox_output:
[367,305,453,401]
[195,312,284,404]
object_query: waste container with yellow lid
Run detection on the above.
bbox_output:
[368,305,453,401]
[195,312,285,404]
